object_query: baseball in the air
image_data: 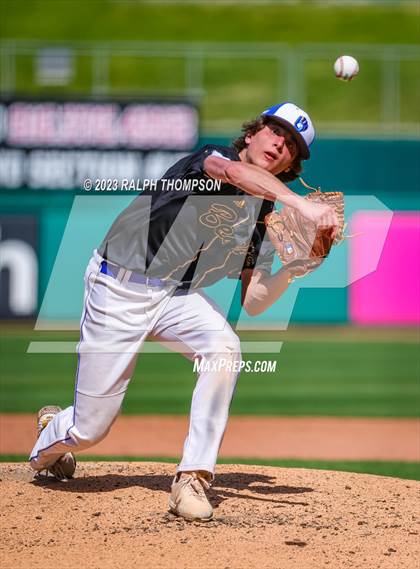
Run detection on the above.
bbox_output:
[333,55,359,81]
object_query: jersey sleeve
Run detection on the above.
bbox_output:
[184,145,238,178]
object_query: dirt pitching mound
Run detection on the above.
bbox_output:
[1,462,418,569]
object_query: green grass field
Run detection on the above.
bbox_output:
[3,1,418,44]
[1,325,418,417]
[2,325,418,480]
[1,455,418,481]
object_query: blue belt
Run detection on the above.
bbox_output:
[100,260,168,287]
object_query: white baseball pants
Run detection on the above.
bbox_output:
[30,251,242,476]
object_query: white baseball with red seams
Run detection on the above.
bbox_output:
[333,55,359,81]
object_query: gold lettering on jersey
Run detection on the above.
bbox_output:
[199,203,239,244]
[199,203,238,228]
[163,199,252,284]
[215,226,234,243]
[234,200,245,208]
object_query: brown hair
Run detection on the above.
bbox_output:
[232,116,304,183]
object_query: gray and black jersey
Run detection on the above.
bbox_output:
[98,144,275,288]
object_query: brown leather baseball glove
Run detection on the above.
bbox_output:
[264,190,345,278]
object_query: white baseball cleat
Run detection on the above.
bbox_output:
[36,405,76,481]
[169,471,213,522]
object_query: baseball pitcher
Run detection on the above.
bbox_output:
[30,103,343,521]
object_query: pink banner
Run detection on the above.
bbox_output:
[349,212,420,325]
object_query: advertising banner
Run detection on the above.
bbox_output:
[0,215,38,317]
[0,100,198,190]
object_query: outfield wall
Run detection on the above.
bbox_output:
[0,138,418,325]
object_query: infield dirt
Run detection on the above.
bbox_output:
[1,462,419,569]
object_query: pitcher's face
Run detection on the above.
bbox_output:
[241,123,298,176]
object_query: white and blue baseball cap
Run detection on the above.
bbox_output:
[261,102,315,159]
